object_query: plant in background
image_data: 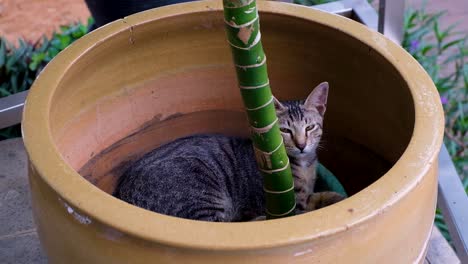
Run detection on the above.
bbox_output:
[403,7,467,243]
[223,0,296,219]
[0,39,36,139]
[29,17,94,72]
[0,39,36,98]
[0,18,94,140]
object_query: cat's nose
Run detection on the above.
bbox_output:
[296,143,306,151]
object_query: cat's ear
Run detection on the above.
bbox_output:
[273,96,287,114]
[304,82,329,116]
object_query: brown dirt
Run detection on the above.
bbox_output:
[0,0,465,45]
[0,0,90,44]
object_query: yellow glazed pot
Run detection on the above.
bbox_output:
[22,1,444,263]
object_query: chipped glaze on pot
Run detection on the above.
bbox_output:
[22,1,444,263]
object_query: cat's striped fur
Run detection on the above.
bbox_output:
[114,82,344,221]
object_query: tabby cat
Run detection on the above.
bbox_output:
[114,82,344,222]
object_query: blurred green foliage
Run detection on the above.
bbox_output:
[0,18,94,140]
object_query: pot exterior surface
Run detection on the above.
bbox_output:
[23,1,444,263]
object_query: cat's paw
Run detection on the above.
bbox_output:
[250,215,267,221]
[306,192,345,211]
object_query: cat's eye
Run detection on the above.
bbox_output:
[306,125,317,132]
[280,127,292,134]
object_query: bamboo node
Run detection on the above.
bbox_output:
[263,185,294,194]
[235,55,266,70]
[245,95,273,111]
[266,202,296,217]
[239,80,270,90]
[259,159,290,174]
[250,117,277,134]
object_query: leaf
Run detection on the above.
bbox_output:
[405,11,418,30]
[10,73,18,94]
[50,38,62,49]
[18,39,26,50]
[87,17,95,26]
[433,21,441,42]
[421,44,434,55]
[60,25,69,32]
[29,52,46,71]
[71,30,83,39]
[434,213,444,221]
[5,52,17,72]
[79,24,88,34]
[408,27,432,42]
[435,24,455,45]
[28,61,38,72]
[435,74,454,93]
[0,83,12,97]
[59,34,72,50]
[0,39,6,68]
[443,50,466,64]
[441,39,464,53]
[47,47,60,59]
[463,64,468,88]
[0,89,12,97]
[32,52,46,62]
[37,36,50,53]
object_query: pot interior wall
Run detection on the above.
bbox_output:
[50,10,414,197]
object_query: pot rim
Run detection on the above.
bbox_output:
[22,0,444,251]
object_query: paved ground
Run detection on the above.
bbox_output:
[0,139,47,264]
[0,0,90,44]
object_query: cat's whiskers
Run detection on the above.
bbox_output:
[316,143,326,151]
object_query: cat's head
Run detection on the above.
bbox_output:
[274,82,328,158]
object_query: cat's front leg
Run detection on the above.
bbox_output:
[250,215,267,221]
[306,191,345,211]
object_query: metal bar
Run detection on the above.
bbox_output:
[317,0,403,44]
[378,0,386,33]
[437,145,468,262]
[0,91,28,130]
[311,1,353,18]
[313,0,378,29]
[379,0,405,44]
[343,0,378,31]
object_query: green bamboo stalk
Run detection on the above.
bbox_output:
[223,0,295,219]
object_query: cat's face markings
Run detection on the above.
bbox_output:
[274,82,329,157]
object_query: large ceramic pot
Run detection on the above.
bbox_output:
[22,1,444,263]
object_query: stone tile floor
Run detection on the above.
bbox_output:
[0,139,47,263]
